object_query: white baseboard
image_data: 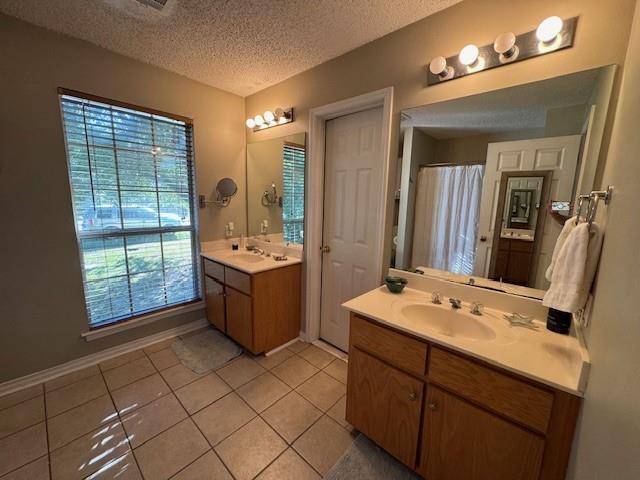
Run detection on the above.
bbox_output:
[265,337,301,356]
[0,318,208,397]
[312,339,348,361]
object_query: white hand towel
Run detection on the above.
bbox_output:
[545,215,578,282]
[543,222,604,313]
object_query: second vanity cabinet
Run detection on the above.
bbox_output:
[346,313,581,480]
[203,257,301,354]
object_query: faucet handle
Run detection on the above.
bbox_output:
[470,302,484,315]
[449,297,462,309]
[431,291,442,304]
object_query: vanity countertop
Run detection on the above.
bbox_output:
[342,286,590,396]
[201,248,302,274]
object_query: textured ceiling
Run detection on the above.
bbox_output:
[0,0,459,96]
[402,68,601,138]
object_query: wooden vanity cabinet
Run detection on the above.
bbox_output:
[346,313,581,480]
[203,257,301,354]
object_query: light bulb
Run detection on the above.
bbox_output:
[494,32,516,55]
[263,110,275,122]
[274,108,285,119]
[536,16,563,42]
[245,118,256,128]
[494,32,518,62]
[429,56,447,75]
[254,114,265,126]
[459,44,479,66]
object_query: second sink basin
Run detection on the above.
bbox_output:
[393,302,496,341]
[231,253,265,264]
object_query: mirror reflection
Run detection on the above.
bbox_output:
[247,132,306,245]
[392,65,615,295]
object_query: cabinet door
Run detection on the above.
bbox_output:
[421,386,544,480]
[346,347,424,467]
[225,287,254,352]
[204,275,225,332]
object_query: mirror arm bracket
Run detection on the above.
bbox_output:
[199,194,231,208]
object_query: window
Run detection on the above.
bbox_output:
[282,142,305,244]
[59,91,200,328]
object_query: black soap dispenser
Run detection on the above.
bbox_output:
[546,308,572,334]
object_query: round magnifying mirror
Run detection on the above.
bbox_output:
[216,177,237,199]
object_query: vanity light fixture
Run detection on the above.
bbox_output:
[494,32,519,63]
[245,107,294,131]
[459,44,479,66]
[426,16,577,86]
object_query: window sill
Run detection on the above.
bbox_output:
[81,300,205,342]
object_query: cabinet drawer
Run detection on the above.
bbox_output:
[428,347,553,433]
[225,267,252,295]
[350,314,427,376]
[203,258,224,282]
[511,239,534,253]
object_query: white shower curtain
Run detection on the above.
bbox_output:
[411,165,484,275]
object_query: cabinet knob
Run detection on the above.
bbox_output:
[428,402,437,410]
[408,391,417,401]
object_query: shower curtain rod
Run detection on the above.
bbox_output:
[419,161,485,168]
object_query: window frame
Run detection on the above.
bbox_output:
[58,88,202,330]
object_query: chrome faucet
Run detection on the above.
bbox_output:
[449,297,462,309]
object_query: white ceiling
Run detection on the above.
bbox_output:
[402,68,602,139]
[0,0,459,96]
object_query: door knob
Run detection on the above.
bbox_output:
[320,245,331,253]
[479,236,487,242]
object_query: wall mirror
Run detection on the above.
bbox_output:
[246,132,306,245]
[392,65,616,297]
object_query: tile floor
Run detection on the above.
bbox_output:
[0,330,354,480]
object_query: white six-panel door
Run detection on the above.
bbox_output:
[475,135,581,288]
[320,107,384,351]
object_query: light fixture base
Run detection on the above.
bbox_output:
[427,16,577,86]
[252,108,294,132]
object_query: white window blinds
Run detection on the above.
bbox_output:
[59,92,200,328]
[282,143,305,244]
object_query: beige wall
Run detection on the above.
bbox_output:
[245,0,635,271]
[0,13,245,382]
[567,2,640,478]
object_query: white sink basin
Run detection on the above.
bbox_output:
[230,253,265,264]
[394,302,496,341]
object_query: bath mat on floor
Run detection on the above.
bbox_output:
[324,434,420,480]
[171,329,242,374]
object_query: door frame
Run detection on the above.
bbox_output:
[487,170,553,286]
[304,87,394,342]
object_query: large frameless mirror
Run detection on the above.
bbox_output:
[391,65,616,298]
[246,132,306,246]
